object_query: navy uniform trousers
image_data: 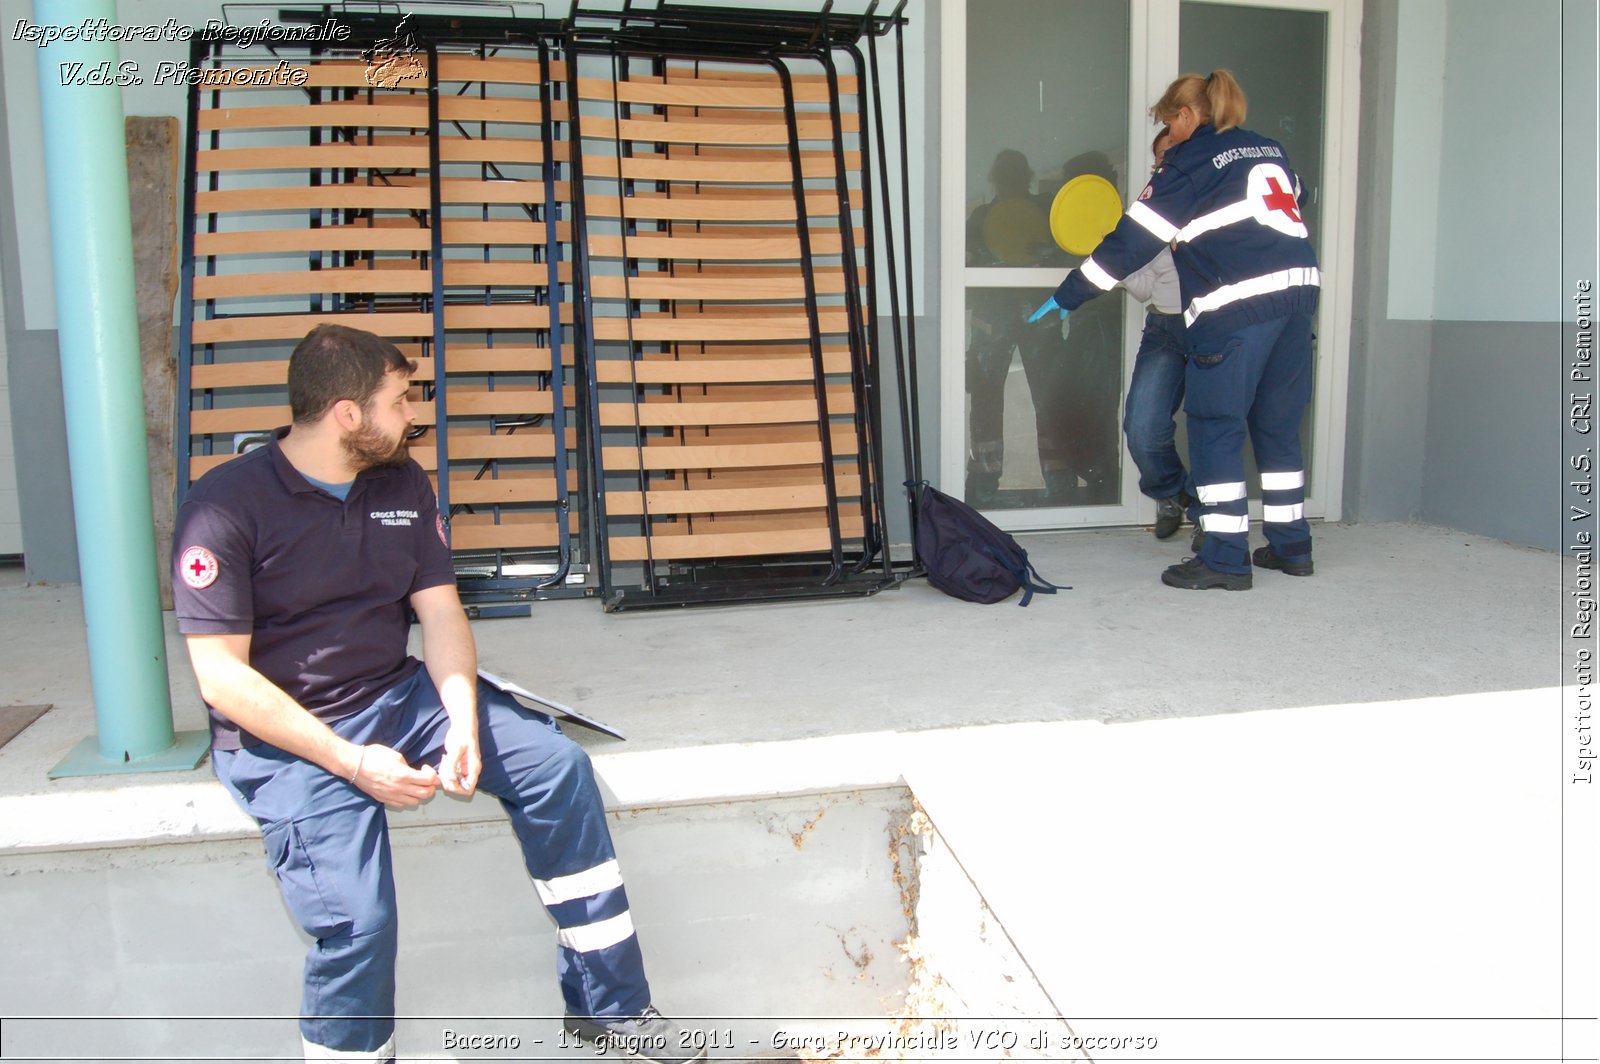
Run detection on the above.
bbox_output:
[214,671,651,1060]
[1184,310,1316,574]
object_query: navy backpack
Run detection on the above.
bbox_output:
[912,483,1066,606]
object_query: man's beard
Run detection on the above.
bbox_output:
[342,420,408,470]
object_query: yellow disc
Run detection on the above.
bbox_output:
[980,196,1050,266]
[1049,174,1124,256]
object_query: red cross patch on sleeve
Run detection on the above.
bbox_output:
[179,546,220,590]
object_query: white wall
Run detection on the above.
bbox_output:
[1386,0,1564,323]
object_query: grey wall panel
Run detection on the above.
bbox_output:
[0,43,78,583]
[1422,321,1566,551]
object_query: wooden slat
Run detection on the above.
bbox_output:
[436,55,543,85]
[198,101,429,131]
[660,70,858,102]
[191,401,436,434]
[194,225,431,256]
[607,523,862,562]
[439,219,546,246]
[191,357,435,390]
[585,232,844,260]
[438,96,568,125]
[442,346,561,373]
[192,267,431,300]
[590,310,851,342]
[440,178,570,205]
[598,399,824,427]
[607,478,862,517]
[435,137,551,165]
[191,312,434,344]
[197,184,430,214]
[582,189,858,223]
[583,115,838,147]
[448,515,563,551]
[446,389,555,417]
[446,432,560,460]
[442,303,551,331]
[446,476,560,505]
[442,262,561,288]
[196,143,431,172]
[593,352,848,384]
[581,148,854,183]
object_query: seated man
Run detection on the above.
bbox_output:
[173,324,700,1063]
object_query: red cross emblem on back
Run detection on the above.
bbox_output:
[1263,176,1302,223]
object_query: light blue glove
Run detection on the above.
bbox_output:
[1027,296,1069,323]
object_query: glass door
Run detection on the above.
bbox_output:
[944,0,1146,528]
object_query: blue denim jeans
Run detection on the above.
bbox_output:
[214,670,652,1056]
[1124,311,1190,502]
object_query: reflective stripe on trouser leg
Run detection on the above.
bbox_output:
[471,684,652,1020]
[1246,311,1315,560]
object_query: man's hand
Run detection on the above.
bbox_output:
[351,743,440,808]
[438,721,481,797]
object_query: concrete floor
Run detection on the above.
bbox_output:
[0,520,1590,1063]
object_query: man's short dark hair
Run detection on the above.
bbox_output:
[288,325,417,424]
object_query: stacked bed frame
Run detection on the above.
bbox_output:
[178,2,920,612]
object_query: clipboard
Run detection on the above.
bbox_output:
[478,668,626,740]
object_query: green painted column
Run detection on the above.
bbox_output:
[35,0,206,776]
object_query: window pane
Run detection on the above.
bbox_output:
[965,0,1130,510]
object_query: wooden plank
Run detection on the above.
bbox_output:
[583,115,839,147]
[439,219,546,246]
[442,261,559,288]
[192,267,431,300]
[581,148,854,183]
[448,514,565,550]
[446,389,555,417]
[435,137,552,165]
[196,143,432,172]
[194,225,431,256]
[593,352,848,384]
[130,115,179,608]
[446,432,559,460]
[441,346,561,373]
[196,62,395,90]
[603,441,822,470]
[436,55,543,85]
[607,478,861,517]
[440,178,570,205]
[442,303,551,331]
[438,96,567,125]
[191,357,436,390]
[446,476,560,505]
[581,189,858,223]
[607,524,861,562]
[585,232,843,260]
[598,399,821,428]
[660,70,858,101]
[589,311,851,343]
[190,401,436,434]
[198,101,429,131]
[191,311,434,344]
[197,184,430,214]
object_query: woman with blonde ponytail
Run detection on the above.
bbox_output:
[1030,69,1321,591]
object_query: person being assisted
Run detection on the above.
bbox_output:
[173,323,706,1062]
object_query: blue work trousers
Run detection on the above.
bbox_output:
[1124,311,1190,503]
[214,670,651,1058]
[1184,312,1315,573]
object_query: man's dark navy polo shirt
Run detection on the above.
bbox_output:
[172,429,456,751]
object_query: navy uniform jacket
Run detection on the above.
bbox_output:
[1052,123,1319,340]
